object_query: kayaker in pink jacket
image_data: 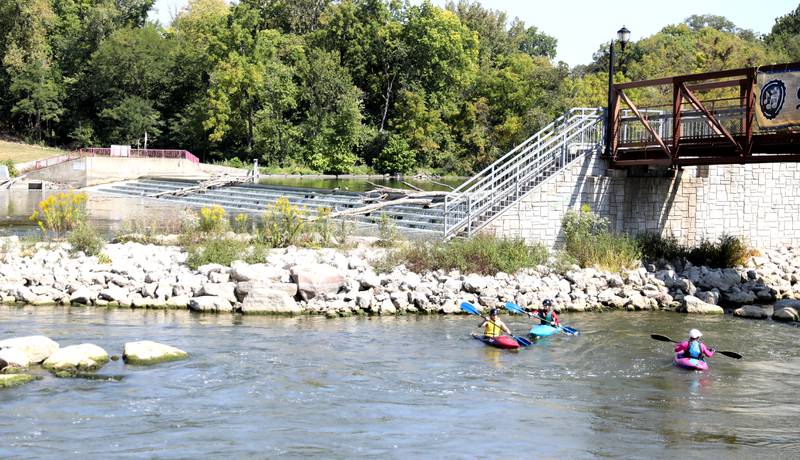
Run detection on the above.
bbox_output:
[674,329,715,360]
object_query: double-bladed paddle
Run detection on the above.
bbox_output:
[650,334,742,359]
[504,301,580,335]
[460,301,532,347]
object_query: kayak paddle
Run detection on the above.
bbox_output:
[504,301,580,336]
[460,301,532,347]
[650,334,742,359]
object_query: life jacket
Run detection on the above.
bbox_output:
[686,340,702,359]
[540,311,552,325]
[484,320,502,337]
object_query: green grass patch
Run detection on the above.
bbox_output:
[0,139,69,164]
[375,234,548,275]
[562,205,641,272]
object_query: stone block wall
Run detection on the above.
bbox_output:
[484,152,800,250]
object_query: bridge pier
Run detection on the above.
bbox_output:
[485,151,800,250]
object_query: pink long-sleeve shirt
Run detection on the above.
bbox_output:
[674,340,714,358]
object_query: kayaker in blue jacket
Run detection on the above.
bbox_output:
[479,308,512,337]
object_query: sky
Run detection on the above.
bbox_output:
[149,0,799,67]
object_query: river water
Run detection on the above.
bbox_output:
[0,307,797,459]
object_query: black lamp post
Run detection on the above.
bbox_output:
[605,26,631,157]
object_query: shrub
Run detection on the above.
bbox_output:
[376,213,399,247]
[314,207,333,246]
[637,233,687,262]
[687,234,752,268]
[262,197,305,248]
[68,222,104,256]
[198,205,227,234]
[97,253,112,264]
[637,232,753,268]
[185,238,263,269]
[2,159,17,178]
[375,134,415,174]
[233,213,250,233]
[562,204,640,272]
[30,191,88,238]
[375,234,548,275]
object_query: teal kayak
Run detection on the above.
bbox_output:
[529,325,559,337]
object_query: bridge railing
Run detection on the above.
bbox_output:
[79,148,200,164]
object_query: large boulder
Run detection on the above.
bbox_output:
[99,285,130,303]
[229,263,286,282]
[240,288,301,315]
[699,269,741,292]
[199,282,237,303]
[69,287,94,305]
[0,335,59,363]
[681,295,724,315]
[235,280,297,302]
[773,299,800,310]
[772,306,799,322]
[0,348,30,368]
[42,344,109,375]
[290,264,346,301]
[733,305,769,319]
[123,341,188,365]
[188,296,233,313]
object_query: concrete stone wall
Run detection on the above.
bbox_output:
[25,156,203,187]
[485,152,800,250]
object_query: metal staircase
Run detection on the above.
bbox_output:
[442,108,605,239]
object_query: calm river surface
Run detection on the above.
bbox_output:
[0,307,798,459]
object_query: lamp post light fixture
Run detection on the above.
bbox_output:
[605,26,631,157]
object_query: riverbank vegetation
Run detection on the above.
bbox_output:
[375,235,549,275]
[637,233,755,269]
[1,1,798,174]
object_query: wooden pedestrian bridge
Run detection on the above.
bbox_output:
[609,62,800,166]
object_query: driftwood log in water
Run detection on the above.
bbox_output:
[307,184,451,219]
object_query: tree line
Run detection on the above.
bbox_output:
[1,0,799,174]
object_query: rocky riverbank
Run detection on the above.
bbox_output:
[0,236,798,324]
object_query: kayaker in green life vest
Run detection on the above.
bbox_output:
[528,299,560,327]
[479,308,512,337]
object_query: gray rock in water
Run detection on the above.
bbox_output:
[240,288,300,314]
[200,282,237,303]
[123,341,188,365]
[0,335,59,363]
[69,287,93,305]
[733,305,768,319]
[0,348,29,368]
[189,296,233,313]
[681,295,724,315]
[99,285,129,303]
[772,306,799,322]
[42,343,109,375]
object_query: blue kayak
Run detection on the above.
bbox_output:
[529,324,559,337]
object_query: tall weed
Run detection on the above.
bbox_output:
[562,204,640,272]
[30,191,88,238]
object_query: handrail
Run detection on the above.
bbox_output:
[443,108,604,238]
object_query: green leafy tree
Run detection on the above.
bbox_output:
[375,133,415,173]
[100,96,162,145]
[298,48,365,173]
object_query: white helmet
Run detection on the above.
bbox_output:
[689,329,702,339]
